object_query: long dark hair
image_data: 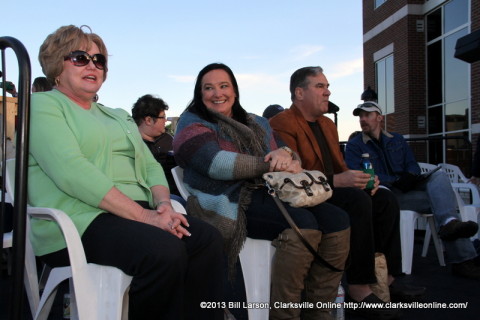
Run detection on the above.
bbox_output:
[186,63,249,125]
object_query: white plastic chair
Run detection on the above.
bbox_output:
[400,210,445,274]
[2,229,13,276]
[238,238,275,320]
[171,166,190,201]
[4,160,41,317]
[2,188,14,275]
[172,166,275,320]
[2,230,12,249]
[437,163,480,239]
[438,163,469,183]
[399,163,446,274]
[451,183,480,240]
[5,159,133,320]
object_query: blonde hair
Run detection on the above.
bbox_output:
[38,25,108,84]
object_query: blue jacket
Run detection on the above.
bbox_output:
[345,130,420,186]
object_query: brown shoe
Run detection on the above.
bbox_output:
[451,259,480,280]
[438,219,478,241]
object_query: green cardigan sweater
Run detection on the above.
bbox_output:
[28,90,167,256]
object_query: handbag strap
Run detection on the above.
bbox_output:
[266,184,343,272]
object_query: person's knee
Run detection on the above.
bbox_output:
[206,225,224,254]
[349,188,372,205]
[374,188,400,213]
[429,170,451,186]
[376,188,397,201]
[293,211,319,230]
[344,188,373,218]
[336,210,350,231]
[145,236,189,273]
[195,218,224,247]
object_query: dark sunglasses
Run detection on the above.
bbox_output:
[64,50,107,70]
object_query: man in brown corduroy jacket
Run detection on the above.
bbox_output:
[270,66,425,319]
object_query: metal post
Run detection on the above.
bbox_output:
[0,36,31,320]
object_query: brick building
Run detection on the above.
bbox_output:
[362,0,479,175]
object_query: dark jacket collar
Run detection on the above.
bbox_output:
[361,129,394,144]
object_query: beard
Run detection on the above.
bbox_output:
[360,122,371,132]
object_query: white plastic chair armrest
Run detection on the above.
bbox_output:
[171,199,187,215]
[452,182,480,206]
[2,231,12,248]
[171,166,190,201]
[27,207,89,276]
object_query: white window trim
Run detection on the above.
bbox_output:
[374,43,394,61]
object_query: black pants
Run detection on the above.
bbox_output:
[245,188,350,240]
[40,210,224,320]
[328,187,402,284]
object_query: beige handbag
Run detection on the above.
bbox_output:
[263,170,332,208]
[264,170,343,272]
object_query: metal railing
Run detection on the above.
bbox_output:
[1,36,31,320]
[404,135,472,176]
[340,135,473,176]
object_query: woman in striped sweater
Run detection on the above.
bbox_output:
[173,63,351,320]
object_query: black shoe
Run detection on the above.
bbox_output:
[345,293,402,320]
[452,259,480,280]
[389,282,426,302]
[438,219,478,241]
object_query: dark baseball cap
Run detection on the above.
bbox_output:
[263,104,284,119]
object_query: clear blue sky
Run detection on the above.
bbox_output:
[3,0,365,141]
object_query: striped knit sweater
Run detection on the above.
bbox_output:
[173,110,279,264]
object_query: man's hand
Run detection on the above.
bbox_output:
[333,170,371,189]
[369,175,380,196]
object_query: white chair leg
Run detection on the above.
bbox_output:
[35,267,72,320]
[426,216,446,267]
[73,264,132,320]
[461,205,480,240]
[38,264,52,292]
[239,238,275,320]
[421,219,432,257]
[400,210,419,275]
[69,278,78,320]
[24,232,40,318]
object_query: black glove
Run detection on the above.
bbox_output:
[392,172,418,193]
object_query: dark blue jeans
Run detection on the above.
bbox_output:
[392,170,477,264]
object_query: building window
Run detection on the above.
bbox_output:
[426,0,470,166]
[375,0,387,9]
[375,54,394,114]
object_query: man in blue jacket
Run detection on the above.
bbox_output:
[345,101,480,279]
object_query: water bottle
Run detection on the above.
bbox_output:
[361,153,375,190]
[332,284,345,320]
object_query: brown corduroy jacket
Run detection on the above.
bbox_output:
[269,104,348,176]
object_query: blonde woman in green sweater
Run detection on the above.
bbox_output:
[28,25,224,320]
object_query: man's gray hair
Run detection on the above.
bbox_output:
[289,66,324,101]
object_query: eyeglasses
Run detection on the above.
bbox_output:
[151,115,167,120]
[64,50,107,70]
